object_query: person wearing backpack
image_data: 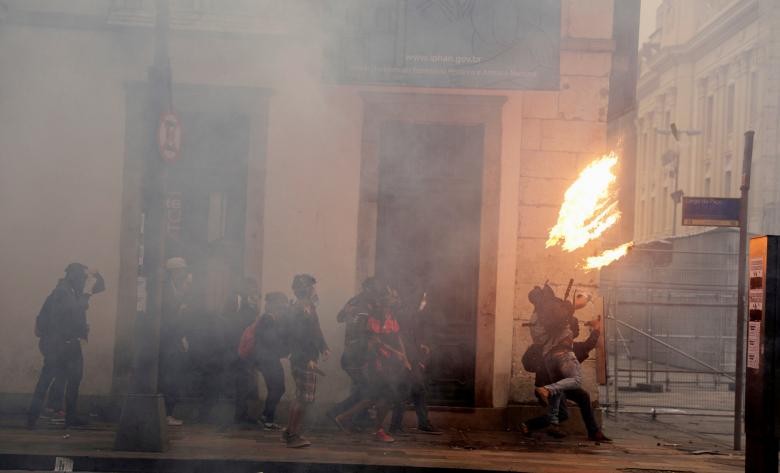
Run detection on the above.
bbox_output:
[526,283,584,405]
[223,277,262,426]
[28,263,105,429]
[520,315,611,442]
[253,291,290,430]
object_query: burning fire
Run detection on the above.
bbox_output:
[546,151,633,270]
[583,242,633,270]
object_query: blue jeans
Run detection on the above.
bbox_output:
[543,350,582,396]
[548,392,563,424]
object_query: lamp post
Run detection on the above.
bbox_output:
[114,0,172,452]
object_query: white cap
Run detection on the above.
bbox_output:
[165,257,187,270]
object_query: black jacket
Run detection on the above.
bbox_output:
[42,279,90,341]
[287,302,328,368]
[255,312,289,362]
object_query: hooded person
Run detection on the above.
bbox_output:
[28,262,105,429]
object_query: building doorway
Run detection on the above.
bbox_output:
[163,105,250,313]
[375,121,484,406]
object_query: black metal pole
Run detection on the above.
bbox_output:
[733,130,754,451]
[672,155,679,235]
[114,0,171,452]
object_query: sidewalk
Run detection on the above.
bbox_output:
[0,416,743,473]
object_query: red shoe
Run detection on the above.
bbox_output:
[375,428,395,443]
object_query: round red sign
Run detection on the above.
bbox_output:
[158,111,181,162]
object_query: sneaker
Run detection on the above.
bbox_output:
[375,428,395,443]
[545,425,567,439]
[534,386,550,407]
[166,416,183,426]
[588,430,612,443]
[286,434,311,448]
[417,424,443,435]
[263,421,282,431]
[518,422,533,437]
[50,410,66,424]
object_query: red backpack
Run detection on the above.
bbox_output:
[237,319,259,360]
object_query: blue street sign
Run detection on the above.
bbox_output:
[682,197,741,227]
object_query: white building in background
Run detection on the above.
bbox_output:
[635,0,780,242]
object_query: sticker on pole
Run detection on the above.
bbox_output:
[158,111,182,162]
[747,321,761,370]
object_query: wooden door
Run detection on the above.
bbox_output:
[164,107,250,314]
[376,121,483,406]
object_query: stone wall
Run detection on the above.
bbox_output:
[510,0,615,402]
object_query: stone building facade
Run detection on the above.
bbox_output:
[635,0,780,242]
[0,0,621,413]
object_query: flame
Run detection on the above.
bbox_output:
[583,242,633,270]
[546,152,621,251]
[546,151,633,270]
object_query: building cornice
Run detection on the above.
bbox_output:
[637,0,758,100]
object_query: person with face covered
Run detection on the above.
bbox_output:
[331,283,408,443]
[283,274,330,448]
[28,262,105,429]
[223,277,262,426]
[254,291,290,430]
[327,277,381,428]
[389,288,441,435]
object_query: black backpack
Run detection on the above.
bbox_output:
[527,283,575,335]
[34,291,56,338]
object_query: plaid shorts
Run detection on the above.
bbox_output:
[292,366,317,403]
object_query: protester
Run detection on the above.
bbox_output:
[283,274,329,448]
[331,283,406,443]
[28,263,105,429]
[254,291,290,430]
[327,277,379,429]
[223,277,262,425]
[158,256,191,426]
[522,286,611,442]
[389,289,441,435]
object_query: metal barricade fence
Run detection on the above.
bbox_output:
[600,240,740,419]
